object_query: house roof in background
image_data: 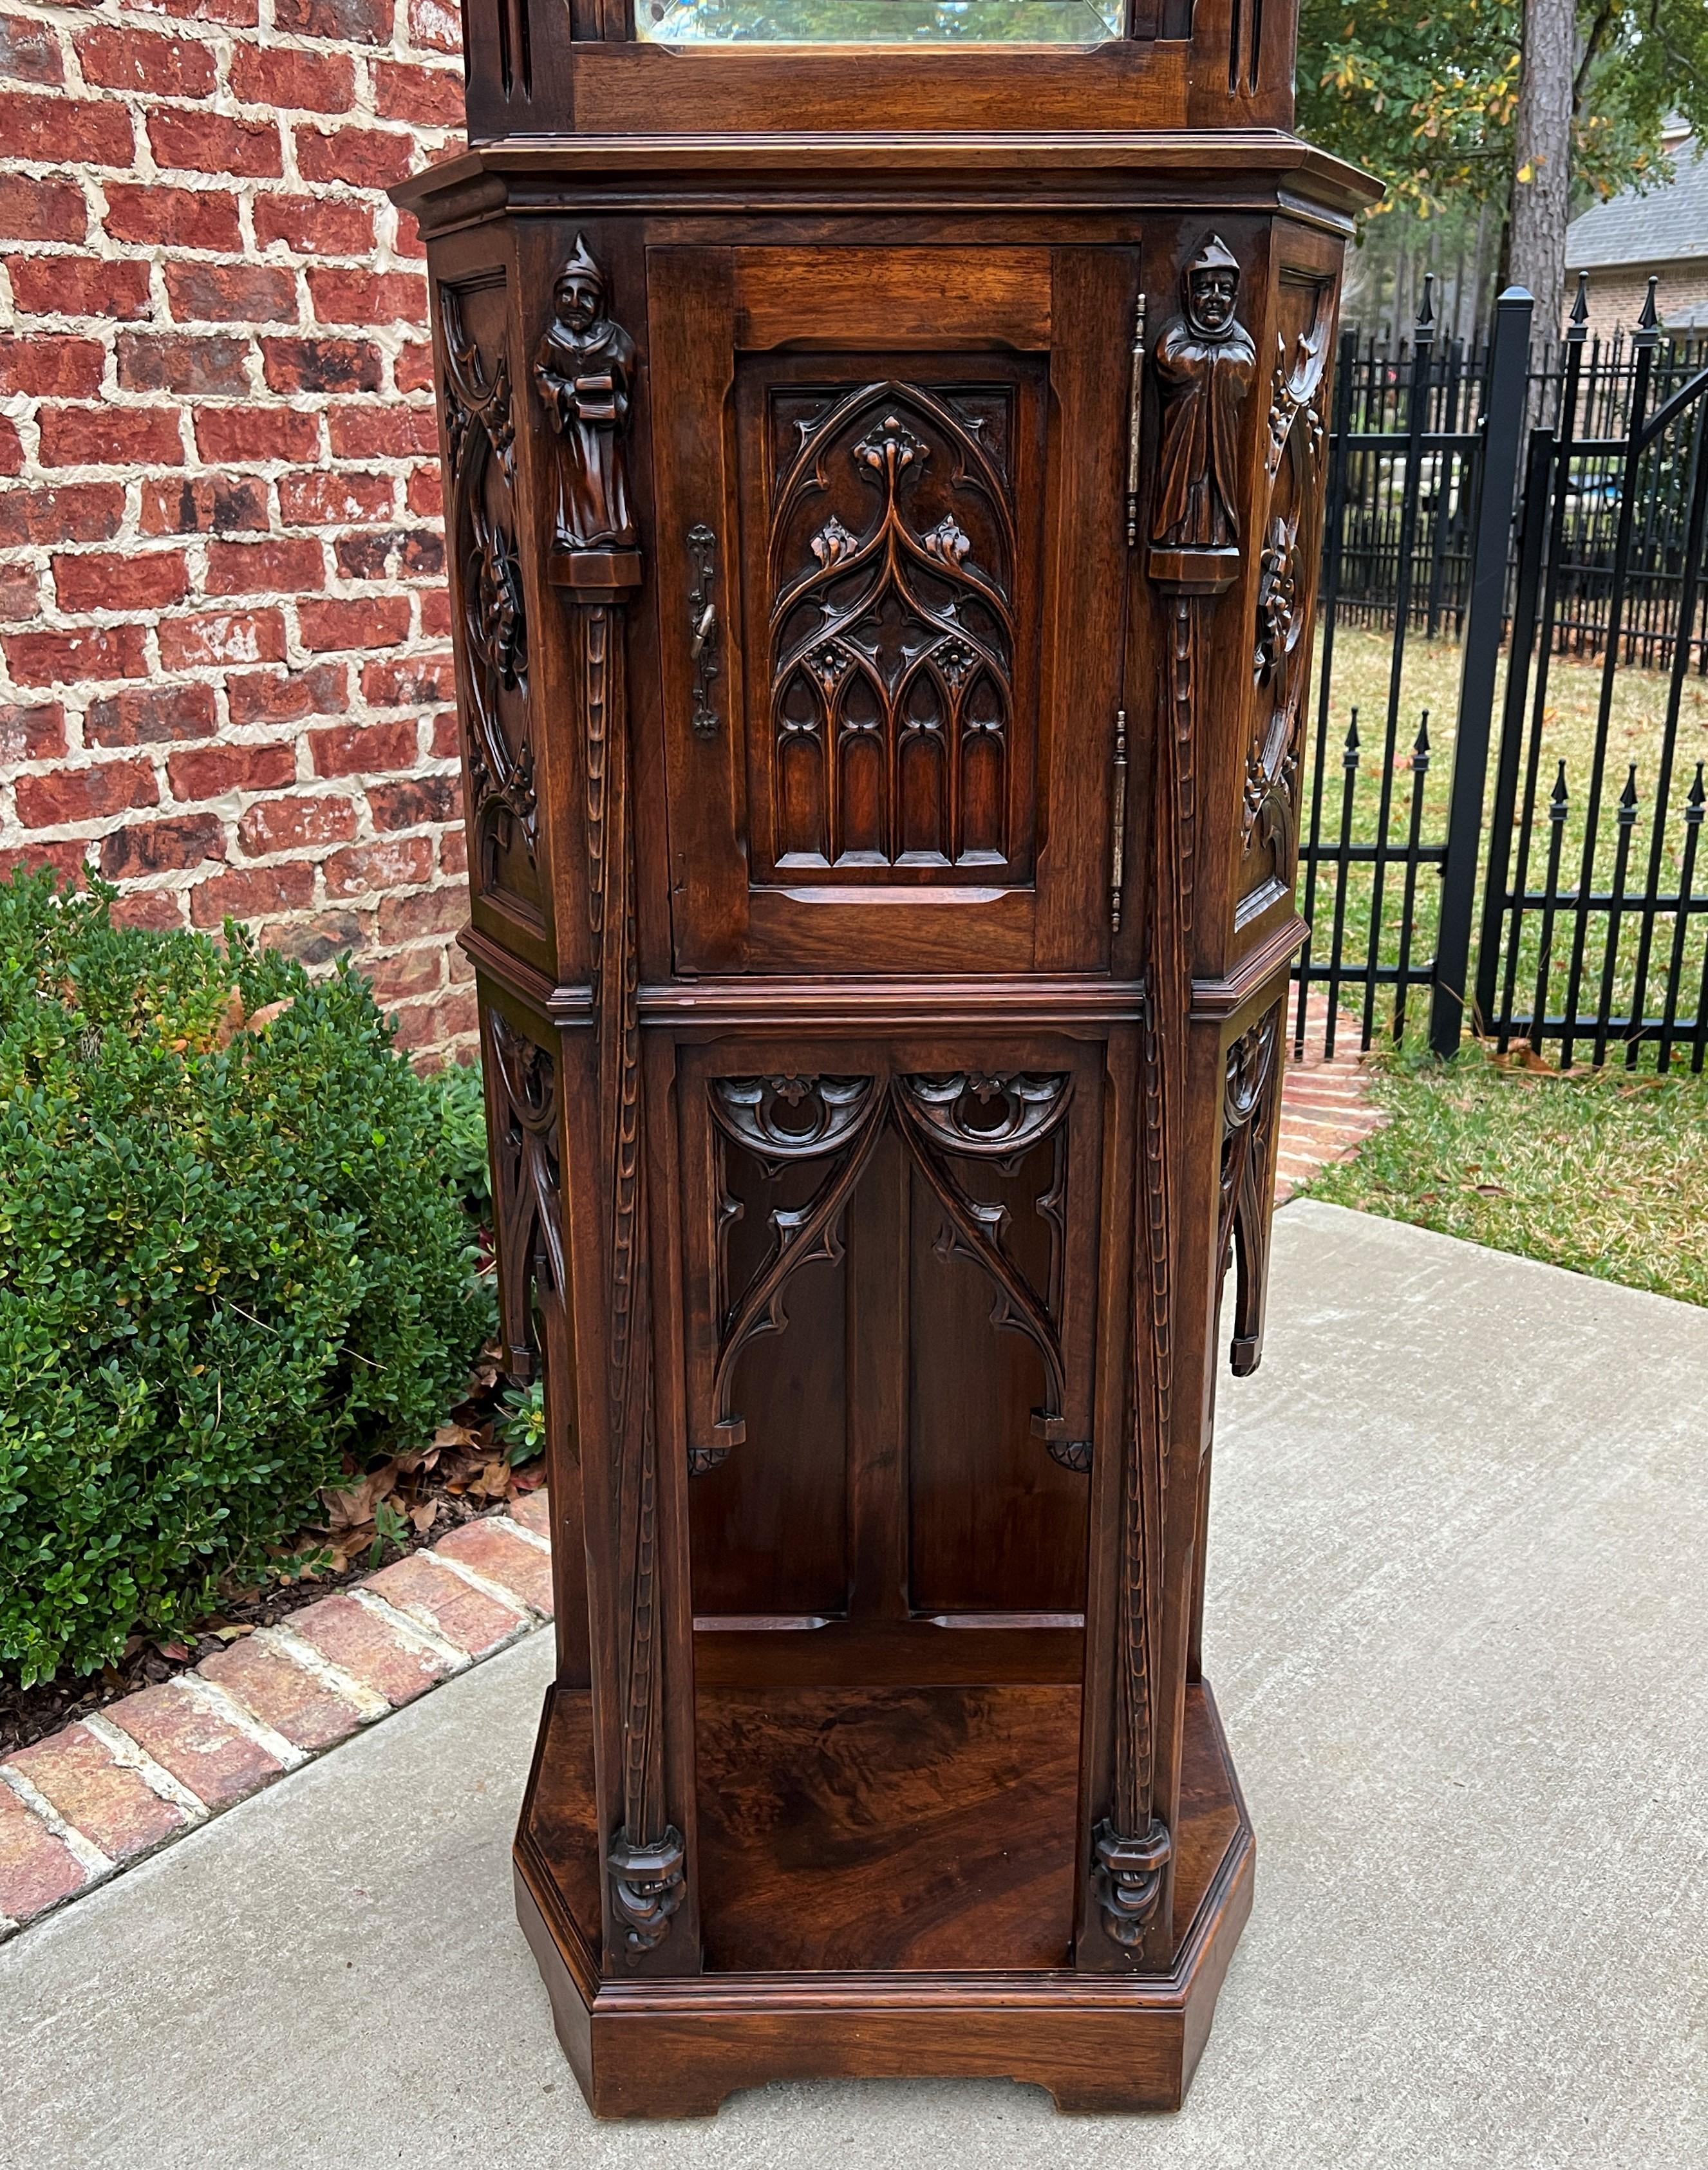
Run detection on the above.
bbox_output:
[1568,135,1708,274]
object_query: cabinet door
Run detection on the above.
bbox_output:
[648,244,1134,977]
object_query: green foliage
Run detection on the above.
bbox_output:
[1299,0,1520,216]
[497,1378,546,1465]
[1306,1042,1708,1306]
[0,870,489,1687]
[1297,0,1708,220]
[430,1056,493,1226]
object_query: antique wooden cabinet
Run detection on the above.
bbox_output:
[395,0,1371,2118]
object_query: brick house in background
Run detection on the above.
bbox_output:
[0,0,474,1063]
[1568,123,1708,342]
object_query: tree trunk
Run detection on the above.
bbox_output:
[1509,0,1575,337]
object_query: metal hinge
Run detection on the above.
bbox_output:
[1110,706,1129,934]
[1125,292,1147,550]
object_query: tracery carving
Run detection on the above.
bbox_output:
[897,1071,1068,1157]
[768,384,1018,870]
[441,289,535,886]
[713,1074,876,1161]
[485,1011,563,1382]
[897,1072,1075,1452]
[695,1071,1084,1474]
[534,235,637,552]
[1217,1005,1283,1378]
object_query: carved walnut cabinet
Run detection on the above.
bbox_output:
[395,0,1373,2118]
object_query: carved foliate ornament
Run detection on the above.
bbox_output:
[441,292,536,886]
[1243,306,1333,880]
[485,1012,564,1381]
[1217,1006,1283,1376]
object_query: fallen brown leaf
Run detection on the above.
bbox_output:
[321,1468,399,1529]
[211,986,248,1049]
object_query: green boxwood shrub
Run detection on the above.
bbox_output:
[0,871,489,1687]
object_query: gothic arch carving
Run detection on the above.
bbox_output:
[767,382,1020,872]
[694,1070,1084,1474]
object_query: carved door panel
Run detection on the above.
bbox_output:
[648,245,1134,977]
[676,1040,1103,1625]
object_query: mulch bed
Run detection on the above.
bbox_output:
[0,1343,545,1760]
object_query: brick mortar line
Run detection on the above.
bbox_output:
[0,1506,555,1943]
[256,1621,392,1721]
[170,1671,309,1772]
[80,1709,210,1819]
[491,1513,552,1557]
[0,1,472,1055]
[345,1582,474,1671]
[416,1546,540,1625]
[0,1761,117,1882]
[1276,996,1387,1201]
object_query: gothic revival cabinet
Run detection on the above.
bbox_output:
[397,0,1371,2118]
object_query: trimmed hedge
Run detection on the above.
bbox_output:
[0,872,489,1687]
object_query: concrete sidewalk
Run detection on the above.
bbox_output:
[5,1202,1705,2170]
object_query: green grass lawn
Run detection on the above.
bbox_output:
[1303,1041,1708,1307]
[1300,624,1708,1056]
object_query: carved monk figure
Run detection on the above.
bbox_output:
[534,236,637,550]
[1152,236,1256,552]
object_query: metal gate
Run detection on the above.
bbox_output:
[1293,277,1708,1069]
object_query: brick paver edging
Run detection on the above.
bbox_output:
[1275,994,1387,1203]
[0,1493,552,1941]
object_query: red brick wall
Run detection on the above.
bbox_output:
[0,0,475,1063]
[1577,260,1708,344]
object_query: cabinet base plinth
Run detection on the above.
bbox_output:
[514,1681,1253,2121]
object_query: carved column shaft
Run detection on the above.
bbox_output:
[568,572,689,1969]
[1091,235,1255,1964]
[529,236,690,1973]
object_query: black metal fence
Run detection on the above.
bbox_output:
[1331,308,1708,671]
[1293,274,1708,1069]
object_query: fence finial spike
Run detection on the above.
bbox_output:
[1638,276,1661,337]
[1570,272,1590,335]
[1550,760,1570,813]
[1688,762,1705,817]
[1344,710,1360,761]
[1417,274,1436,331]
[1413,713,1431,765]
[1619,763,1640,818]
